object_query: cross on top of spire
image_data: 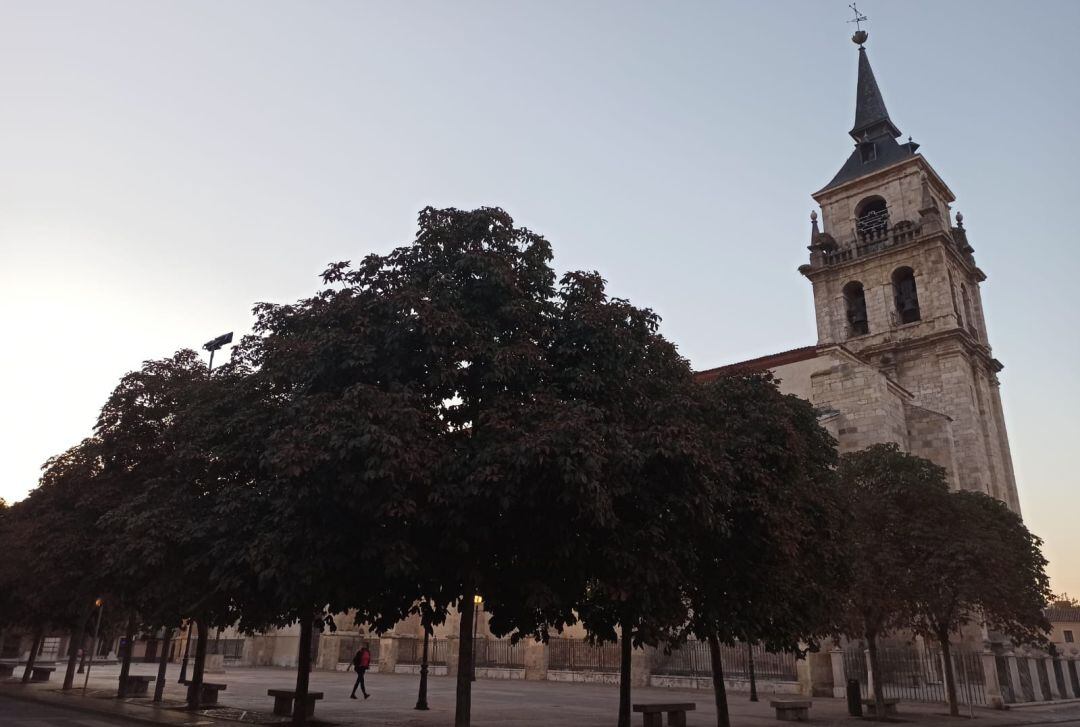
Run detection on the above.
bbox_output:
[848,3,869,47]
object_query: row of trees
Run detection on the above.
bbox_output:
[0,207,1051,726]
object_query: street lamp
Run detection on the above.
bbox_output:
[178,620,191,684]
[82,598,104,693]
[203,332,233,374]
[415,606,432,711]
[470,595,483,682]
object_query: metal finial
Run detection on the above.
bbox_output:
[849,3,868,46]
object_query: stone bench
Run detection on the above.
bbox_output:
[862,697,900,717]
[29,665,56,682]
[0,661,18,678]
[122,675,156,697]
[183,680,227,705]
[632,702,696,727]
[268,689,325,718]
[770,699,812,721]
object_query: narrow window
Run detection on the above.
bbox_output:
[1066,630,1075,643]
[892,267,921,324]
[859,142,877,163]
[856,196,889,239]
[960,285,978,337]
[843,281,869,336]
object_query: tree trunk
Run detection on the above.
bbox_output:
[867,633,886,720]
[22,627,43,683]
[63,625,84,690]
[415,620,431,710]
[186,620,210,710]
[938,629,959,717]
[153,629,173,702]
[292,615,314,727]
[618,625,632,727]
[708,634,731,727]
[117,616,136,698]
[454,594,476,727]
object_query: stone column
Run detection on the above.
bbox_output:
[830,648,847,699]
[523,639,547,681]
[980,648,1004,709]
[1045,657,1062,699]
[378,636,399,674]
[1060,658,1077,699]
[1028,655,1045,702]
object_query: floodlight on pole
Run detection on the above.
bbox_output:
[202,332,233,374]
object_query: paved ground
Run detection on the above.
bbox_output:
[0,695,149,726]
[5,663,1080,727]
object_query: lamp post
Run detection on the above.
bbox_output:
[470,595,483,682]
[178,620,191,683]
[747,641,758,702]
[82,599,104,693]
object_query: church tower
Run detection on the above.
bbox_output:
[798,30,1021,511]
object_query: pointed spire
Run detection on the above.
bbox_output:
[850,37,902,141]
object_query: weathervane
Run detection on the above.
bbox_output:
[848,3,869,47]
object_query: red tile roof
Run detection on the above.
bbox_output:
[696,345,819,382]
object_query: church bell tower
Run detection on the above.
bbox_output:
[798,28,1021,511]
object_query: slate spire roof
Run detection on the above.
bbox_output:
[850,45,902,141]
[819,34,920,193]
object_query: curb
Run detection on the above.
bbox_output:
[0,684,224,726]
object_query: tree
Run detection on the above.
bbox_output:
[185,264,451,725]
[684,373,846,727]
[550,271,724,727]
[836,443,952,719]
[0,441,105,687]
[910,489,1050,715]
[93,350,238,706]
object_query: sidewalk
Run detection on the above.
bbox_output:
[4,663,1080,727]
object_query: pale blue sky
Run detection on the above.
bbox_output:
[1,1,1077,594]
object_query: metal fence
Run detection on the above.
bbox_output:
[397,636,448,665]
[842,643,986,705]
[652,640,799,681]
[547,638,621,673]
[205,638,244,661]
[337,635,381,665]
[474,638,525,669]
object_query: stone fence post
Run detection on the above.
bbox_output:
[980,647,1004,709]
[829,648,846,698]
[445,635,459,677]
[1059,657,1076,699]
[524,639,547,681]
[1045,656,1061,699]
[378,635,399,674]
[1027,652,1045,702]
[1005,650,1023,702]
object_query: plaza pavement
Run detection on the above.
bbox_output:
[4,663,1080,727]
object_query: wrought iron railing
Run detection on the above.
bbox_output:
[547,638,621,673]
[653,640,799,681]
[842,643,986,705]
[397,636,448,665]
[473,638,525,668]
[337,635,381,664]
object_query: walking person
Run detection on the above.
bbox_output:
[349,645,371,699]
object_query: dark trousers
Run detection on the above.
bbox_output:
[352,667,368,696]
